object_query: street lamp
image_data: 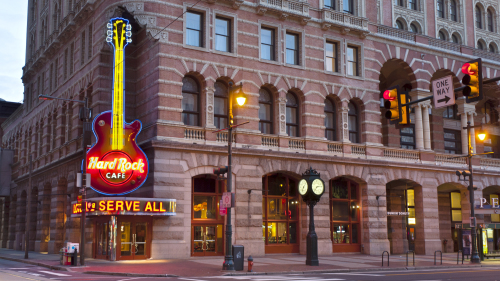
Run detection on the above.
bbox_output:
[456,121,492,264]
[222,82,247,271]
[38,94,92,266]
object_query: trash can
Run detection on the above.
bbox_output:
[232,245,244,271]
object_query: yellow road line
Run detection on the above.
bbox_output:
[387,269,500,276]
[0,271,41,281]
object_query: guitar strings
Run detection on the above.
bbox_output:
[68,0,203,104]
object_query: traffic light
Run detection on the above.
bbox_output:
[383,85,410,125]
[213,166,228,175]
[461,58,483,103]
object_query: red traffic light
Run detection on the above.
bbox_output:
[383,89,397,101]
[461,63,477,76]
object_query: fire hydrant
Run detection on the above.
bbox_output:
[247,255,253,272]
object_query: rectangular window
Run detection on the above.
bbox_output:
[261,28,275,61]
[215,17,230,52]
[343,0,353,14]
[88,24,92,60]
[54,58,58,88]
[286,33,299,65]
[409,0,417,10]
[81,30,85,66]
[325,42,337,72]
[64,49,68,80]
[444,129,462,154]
[49,63,53,91]
[400,125,415,149]
[70,43,74,74]
[443,105,459,120]
[325,0,335,9]
[186,11,203,47]
[347,46,358,76]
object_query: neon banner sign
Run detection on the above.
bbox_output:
[71,198,176,217]
[86,17,149,195]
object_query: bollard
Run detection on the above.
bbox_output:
[434,250,442,265]
[72,249,78,266]
[247,255,253,272]
[381,251,389,267]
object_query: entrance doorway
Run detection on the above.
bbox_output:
[93,216,152,261]
[192,224,224,256]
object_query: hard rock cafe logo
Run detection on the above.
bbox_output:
[88,152,145,185]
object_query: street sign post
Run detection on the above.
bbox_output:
[222,192,232,208]
[432,75,455,109]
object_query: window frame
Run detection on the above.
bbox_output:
[444,129,462,154]
[437,0,445,18]
[259,22,281,64]
[324,0,335,9]
[400,124,416,149]
[260,27,276,61]
[450,0,457,21]
[325,41,338,73]
[183,6,209,51]
[450,191,462,223]
[285,32,299,66]
[214,81,229,130]
[487,9,494,32]
[348,102,359,143]
[476,6,482,29]
[259,88,274,135]
[181,76,201,127]
[213,11,237,56]
[215,17,231,53]
[346,45,360,77]
[330,178,360,246]
[286,92,300,137]
[443,104,460,120]
[409,0,417,10]
[396,20,404,30]
[324,97,336,141]
[439,31,447,41]
[343,0,354,14]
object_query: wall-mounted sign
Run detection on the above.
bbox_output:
[71,197,176,217]
[387,212,410,216]
[86,18,149,195]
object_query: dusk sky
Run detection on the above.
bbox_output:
[0,1,27,103]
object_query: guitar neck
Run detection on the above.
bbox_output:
[112,48,124,150]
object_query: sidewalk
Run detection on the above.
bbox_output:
[0,248,499,277]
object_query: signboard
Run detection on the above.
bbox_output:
[222,192,232,208]
[432,75,455,109]
[85,18,149,195]
[462,229,471,255]
[387,211,410,216]
[219,200,227,216]
[71,197,176,217]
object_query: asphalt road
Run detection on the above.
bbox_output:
[1,258,500,281]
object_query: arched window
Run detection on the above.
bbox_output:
[488,9,494,32]
[410,23,418,33]
[181,77,200,126]
[343,0,354,14]
[478,41,484,50]
[450,0,457,21]
[452,34,459,44]
[490,44,496,53]
[259,88,273,134]
[409,0,417,10]
[439,31,446,41]
[437,0,444,18]
[348,102,359,143]
[325,98,336,141]
[214,82,228,130]
[396,20,404,30]
[286,92,299,137]
[476,6,482,29]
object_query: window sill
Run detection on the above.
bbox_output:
[213,50,237,57]
[183,44,209,52]
[346,74,364,80]
[259,58,281,65]
[284,63,305,70]
[324,70,343,77]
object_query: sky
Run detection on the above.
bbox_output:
[0,1,27,103]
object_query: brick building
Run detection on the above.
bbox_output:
[2,0,500,260]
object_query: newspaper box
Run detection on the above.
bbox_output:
[67,242,79,254]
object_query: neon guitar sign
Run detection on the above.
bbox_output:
[86,18,149,195]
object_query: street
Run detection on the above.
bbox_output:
[1,258,500,281]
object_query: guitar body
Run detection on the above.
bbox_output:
[86,111,149,195]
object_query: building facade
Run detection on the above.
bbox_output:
[2,0,500,260]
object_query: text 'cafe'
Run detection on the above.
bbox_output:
[73,17,176,261]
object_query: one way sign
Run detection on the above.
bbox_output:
[432,75,455,109]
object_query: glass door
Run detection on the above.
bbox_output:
[95,221,109,259]
[117,217,151,260]
[192,225,223,256]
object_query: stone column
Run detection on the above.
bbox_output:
[386,188,407,254]
[413,181,441,255]
[422,103,432,150]
[363,181,390,255]
[456,98,477,154]
[413,104,424,150]
[341,102,350,143]
[7,196,16,249]
[205,87,215,129]
[15,192,26,251]
[35,183,51,252]
[48,178,66,254]
[278,96,287,136]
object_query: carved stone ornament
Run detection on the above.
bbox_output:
[321,23,331,31]
[257,7,267,15]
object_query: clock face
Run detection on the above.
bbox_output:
[312,179,324,195]
[298,179,308,195]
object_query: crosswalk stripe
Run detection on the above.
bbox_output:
[38,270,71,276]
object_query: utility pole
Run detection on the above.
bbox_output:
[24,155,32,259]
[80,97,91,266]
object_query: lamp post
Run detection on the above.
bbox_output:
[38,95,92,265]
[222,82,247,271]
[462,121,488,264]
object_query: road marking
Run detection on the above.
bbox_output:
[9,268,30,269]
[386,269,500,276]
[324,273,383,276]
[39,270,71,276]
[178,278,208,281]
[1,271,41,281]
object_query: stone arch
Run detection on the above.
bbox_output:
[438,28,449,40]
[8,194,17,249]
[478,38,488,50]
[36,182,52,252]
[395,17,408,30]
[451,31,463,44]
[28,185,38,251]
[409,21,422,34]
[17,190,27,251]
[379,59,417,95]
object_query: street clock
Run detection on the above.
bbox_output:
[299,167,325,203]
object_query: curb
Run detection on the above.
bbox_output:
[0,256,69,271]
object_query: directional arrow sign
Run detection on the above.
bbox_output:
[432,75,455,109]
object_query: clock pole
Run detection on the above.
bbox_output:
[300,167,324,266]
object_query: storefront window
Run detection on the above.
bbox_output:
[451,192,462,222]
[407,189,415,225]
[262,174,299,250]
[330,178,359,245]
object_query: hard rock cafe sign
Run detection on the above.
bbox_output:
[86,18,149,195]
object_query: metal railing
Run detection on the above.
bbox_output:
[434,250,442,265]
[381,251,389,267]
[406,250,415,266]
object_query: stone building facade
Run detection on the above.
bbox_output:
[2,0,500,260]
